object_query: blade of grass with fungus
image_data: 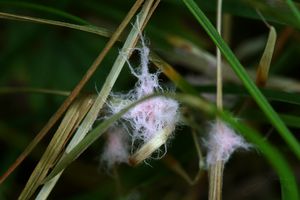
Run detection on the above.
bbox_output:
[39,0,159,193]
[183,0,300,159]
[220,111,299,200]
[175,94,299,200]
[36,3,160,194]
[0,0,144,184]
[44,93,299,200]
[42,95,162,182]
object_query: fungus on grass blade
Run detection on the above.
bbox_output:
[205,121,251,167]
[107,33,179,165]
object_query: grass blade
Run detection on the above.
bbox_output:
[0,12,112,38]
[0,87,70,96]
[256,26,276,86]
[286,0,300,24]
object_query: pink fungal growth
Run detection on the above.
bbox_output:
[206,121,250,166]
[101,129,129,169]
[125,96,179,142]
[108,34,179,146]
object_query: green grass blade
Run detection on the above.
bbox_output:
[182,0,300,159]
[0,12,112,38]
[188,0,300,29]
[196,84,300,106]
[286,0,300,24]
[245,110,300,129]
[0,86,70,96]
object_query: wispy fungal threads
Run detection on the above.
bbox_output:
[205,121,250,166]
[108,33,179,165]
[101,129,129,169]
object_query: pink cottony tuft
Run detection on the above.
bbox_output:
[125,96,179,142]
[206,121,250,166]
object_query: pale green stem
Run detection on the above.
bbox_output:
[216,0,223,110]
[209,0,224,199]
[209,161,224,200]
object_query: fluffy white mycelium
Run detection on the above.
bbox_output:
[109,35,179,147]
[205,121,250,166]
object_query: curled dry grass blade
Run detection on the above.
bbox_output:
[0,0,145,184]
[256,26,276,86]
[183,0,300,159]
